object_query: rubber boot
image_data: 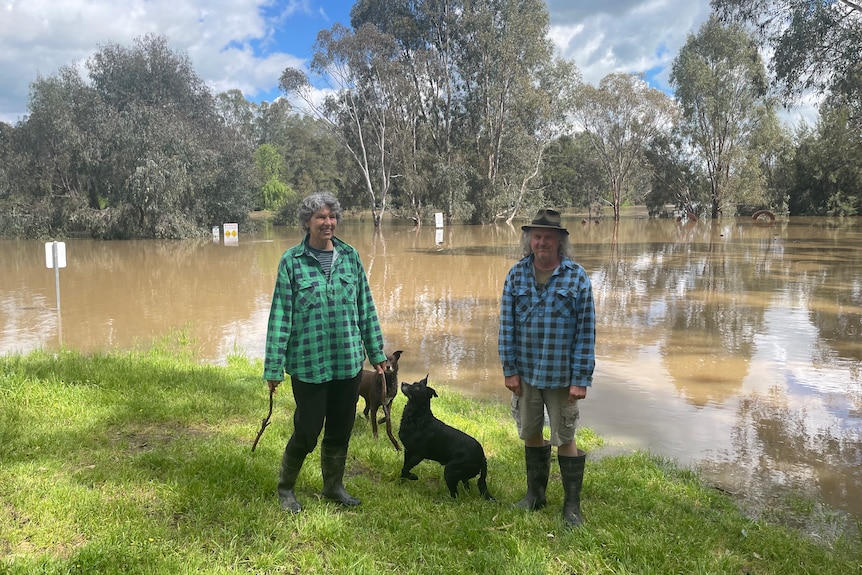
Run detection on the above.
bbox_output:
[277,449,306,513]
[559,450,586,528]
[515,444,551,511]
[320,444,361,507]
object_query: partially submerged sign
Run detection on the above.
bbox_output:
[223,223,238,246]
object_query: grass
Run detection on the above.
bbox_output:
[1,345,860,575]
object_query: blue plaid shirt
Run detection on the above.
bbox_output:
[264,236,386,383]
[498,255,595,389]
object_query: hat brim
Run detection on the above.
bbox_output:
[522,224,569,235]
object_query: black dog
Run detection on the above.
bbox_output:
[358,350,403,451]
[398,375,493,499]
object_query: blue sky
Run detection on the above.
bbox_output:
[0,1,814,126]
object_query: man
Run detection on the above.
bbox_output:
[498,209,596,527]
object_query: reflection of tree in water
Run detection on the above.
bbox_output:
[708,389,862,528]
[806,258,862,371]
[590,220,776,404]
[586,219,684,362]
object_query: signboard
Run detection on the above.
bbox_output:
[212,226,220,243]
[45,241,66,268]
[434,212,444,228]
[223,223,238,246]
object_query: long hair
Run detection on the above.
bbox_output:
[298,192,343,232]
[519,230,574,260]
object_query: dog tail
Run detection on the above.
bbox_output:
[478,458,495,501]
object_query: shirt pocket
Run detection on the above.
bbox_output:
[514,286,534,319]
[296,278,323,311]
[550,287,576,318]
[336,275,357,306]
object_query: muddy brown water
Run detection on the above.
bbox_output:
[2,216,861,528]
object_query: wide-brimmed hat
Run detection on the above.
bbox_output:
[521,209,568,235]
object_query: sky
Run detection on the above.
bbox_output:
[0,0,816,127]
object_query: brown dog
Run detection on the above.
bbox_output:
[358,350,403,451]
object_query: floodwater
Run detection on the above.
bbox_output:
[2,216,861,528]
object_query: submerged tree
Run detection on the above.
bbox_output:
[574,73,678,220]
[286,0,578,225]
[671,16,773,218]
[2,34,256,239]
[279,23,404,226]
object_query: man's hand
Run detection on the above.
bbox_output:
[569,385,587,402]
[504,374,522,396]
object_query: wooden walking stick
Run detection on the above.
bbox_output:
[251,386,275,452]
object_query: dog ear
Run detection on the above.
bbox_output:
[393,350,403,359]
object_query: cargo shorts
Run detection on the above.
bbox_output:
[511,382,580,446]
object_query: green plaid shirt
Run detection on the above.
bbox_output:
[264,236,386,383]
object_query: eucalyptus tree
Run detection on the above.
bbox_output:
[789,85,862,215]
[644,134,709,217]
[10,34,255,239]
[13,66,109,234]
[495,57,580,224]
[350,0,471,222]
[347,0,578,224]
[543,133,609,217]
[84,34,255,237]
[456,0,576,223]
[573,73,679,220]
[671,16,773,219]
[216,89,259,146]
[279,23,406,225]
[711,0,862,102]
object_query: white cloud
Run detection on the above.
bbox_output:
[547,0,712,91]
[0,0,818,129]
[0,0,318,124]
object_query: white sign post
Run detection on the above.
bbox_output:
[434,212,444,245]
[44,241,66,345]
[44,241,66,313]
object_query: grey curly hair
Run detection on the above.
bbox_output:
[298,192,343,231]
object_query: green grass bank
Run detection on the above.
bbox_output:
[1,346,859,575]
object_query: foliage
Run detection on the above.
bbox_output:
[644,134,710,217]
[573,73,679,220]
[711,0,862,102]
[1,348,858,574]
[0,35,256,239]
[789,102,862,216]
[542,134,609,217]
[254,144,295,211]
[671,16,774,219]
[282,0,577,226]
[3,8,862,228]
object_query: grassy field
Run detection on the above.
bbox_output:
[1,344,859,574]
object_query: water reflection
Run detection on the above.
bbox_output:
[1,217,860,525]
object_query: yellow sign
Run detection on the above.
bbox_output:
[223,223,239,245]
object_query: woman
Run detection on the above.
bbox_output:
[264,192,387,513]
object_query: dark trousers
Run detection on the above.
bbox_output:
[284,372,362,459]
